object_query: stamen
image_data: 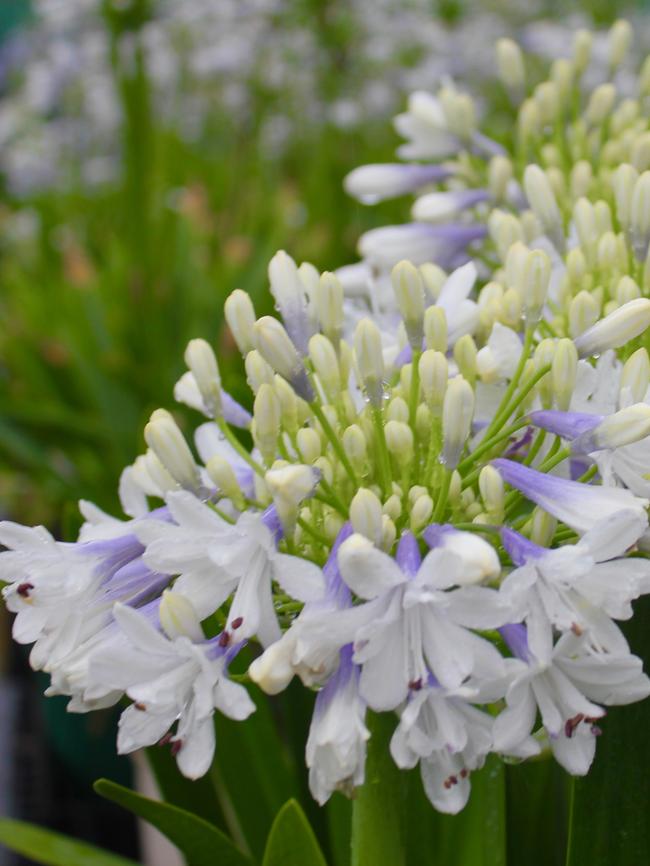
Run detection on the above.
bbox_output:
[17,582,34,598]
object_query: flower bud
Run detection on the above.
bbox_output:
[569,291,600,340]
[523,165,563,250]
[316,272,344,347]
[224,289,256,355]
[254,384,281,464]
[160,590,203,642]
[314,456,333,486]
[410,493,434,532]
[501,287,523,327]
[534,339,555,408]
[383,494,402,521]
[442,376,474,469]
[620,348,650,406]
[497,38,525,94]
[245,350,275,393]
[585,84,616,126]
[552,338,578,411]
[381,515,397,552]
[144,410,200,491]
[489,211,525,260]
[594,404,650,449]
[616,276,641,306]
[424,305,447,353]
[343,424,368,471]
[253,316,313,401]
[385,421,414,466]
[392,260,425,349]
[206,456,244,507]
[612,163,638,231]
[274,375,299,436]
[354,318,385,406]
[534,81,560,125]
[350,488,383,546]
[573,298,650,356]
[309,334,341,400]
[531,507,556,547]
[488,156,513,202]
[386,396,409,423]
[419,350,448,411]
[296,427,321,464]
[518,99,540,142]
[268,250,312,355]
[608,19,632,71]
[479,465,505,521]
[419,262,447,301]
[573,29,592,75]
[265,464,319,533]
[453,335,478,385]
[570,161,592,200]
[522,248,551,322]
[630,171,650,260]
[184,338,222,418]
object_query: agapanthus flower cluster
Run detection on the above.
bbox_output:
[4,244,650,814]
[342,19,650,300]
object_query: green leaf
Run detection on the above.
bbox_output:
[0,818,138,866]
[94,778,254,866]
[505,759,568,866]
[262,800,328,866]
[565,595,650,866]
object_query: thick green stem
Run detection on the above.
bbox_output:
[351,713,406,866]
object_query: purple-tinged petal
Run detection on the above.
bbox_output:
[500,527,545,567]
[222,391,252,429]
[344,163,451,203]
[499,623,530,661]
[528,410,602,442]
[262,505,283,542]
[396,532,422,578]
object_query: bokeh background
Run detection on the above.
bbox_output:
[0,1,647,863]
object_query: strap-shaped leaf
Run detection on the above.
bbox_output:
[262,800,328,866]
[94,778,254,866]
[0,818,138,866]
[565,595,650,866]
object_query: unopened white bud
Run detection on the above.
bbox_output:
[616,276,641,306]
[479,465,504,521]
[206,456,243,506]
[316,272,344,346]
[429,528,500,584]
[245,350,274,393]
[501,287,523,327]
[440,87,476,139]
[573,198,598,256]
[424,305,447,353]
[350,488,383,546]
[265,464,318,532]
[268,250,312,355]
[309,334,341,400]
[522,249,551,322]
[296,427,321,464]
[392,260,425,348]
[160,590,203,641]
[569,291,600,340]
[551,338,578,411]
[566,248,587,284]
[574,298,650,356]
[534,339,556,408]
[487,156,513,202]
[531,508,556,547]
[612,163,638,231]
[274,375,299,436]
[453,335,478,384]
[442,376,474,468]
[518,99,540,141]
[419,350,448,411]
[573,29,592,75]
[224,289,256,355]
[410,494,434,532]
[184,338,222,417]
[144,410,200,491]
[489,211,525,260]
[570,161,593,200]
[620,348,650,406]
[386,396,409,424]
[385,421,414,466]
[594,404,650,449]
[630,172,650,260]
[497,38,525,94]
[254,384,281,463]
[585,84,616,126]
[343,424,367,470]
[419,263,447,301]
[524,165,563,249]
[381,515,397,552]
[354,319,385,406]
[608,19,632,71]
[534,81,560,125]
[253,316,313,401]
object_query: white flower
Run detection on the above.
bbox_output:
[500,511,650,652]
[91,598,254,778]
[390,678,493,814]
[336,532,511,710]
[306,645,369,805]
[493,625,650,775]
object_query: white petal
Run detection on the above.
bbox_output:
[272,553,326,603]
[338,534,405,599]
